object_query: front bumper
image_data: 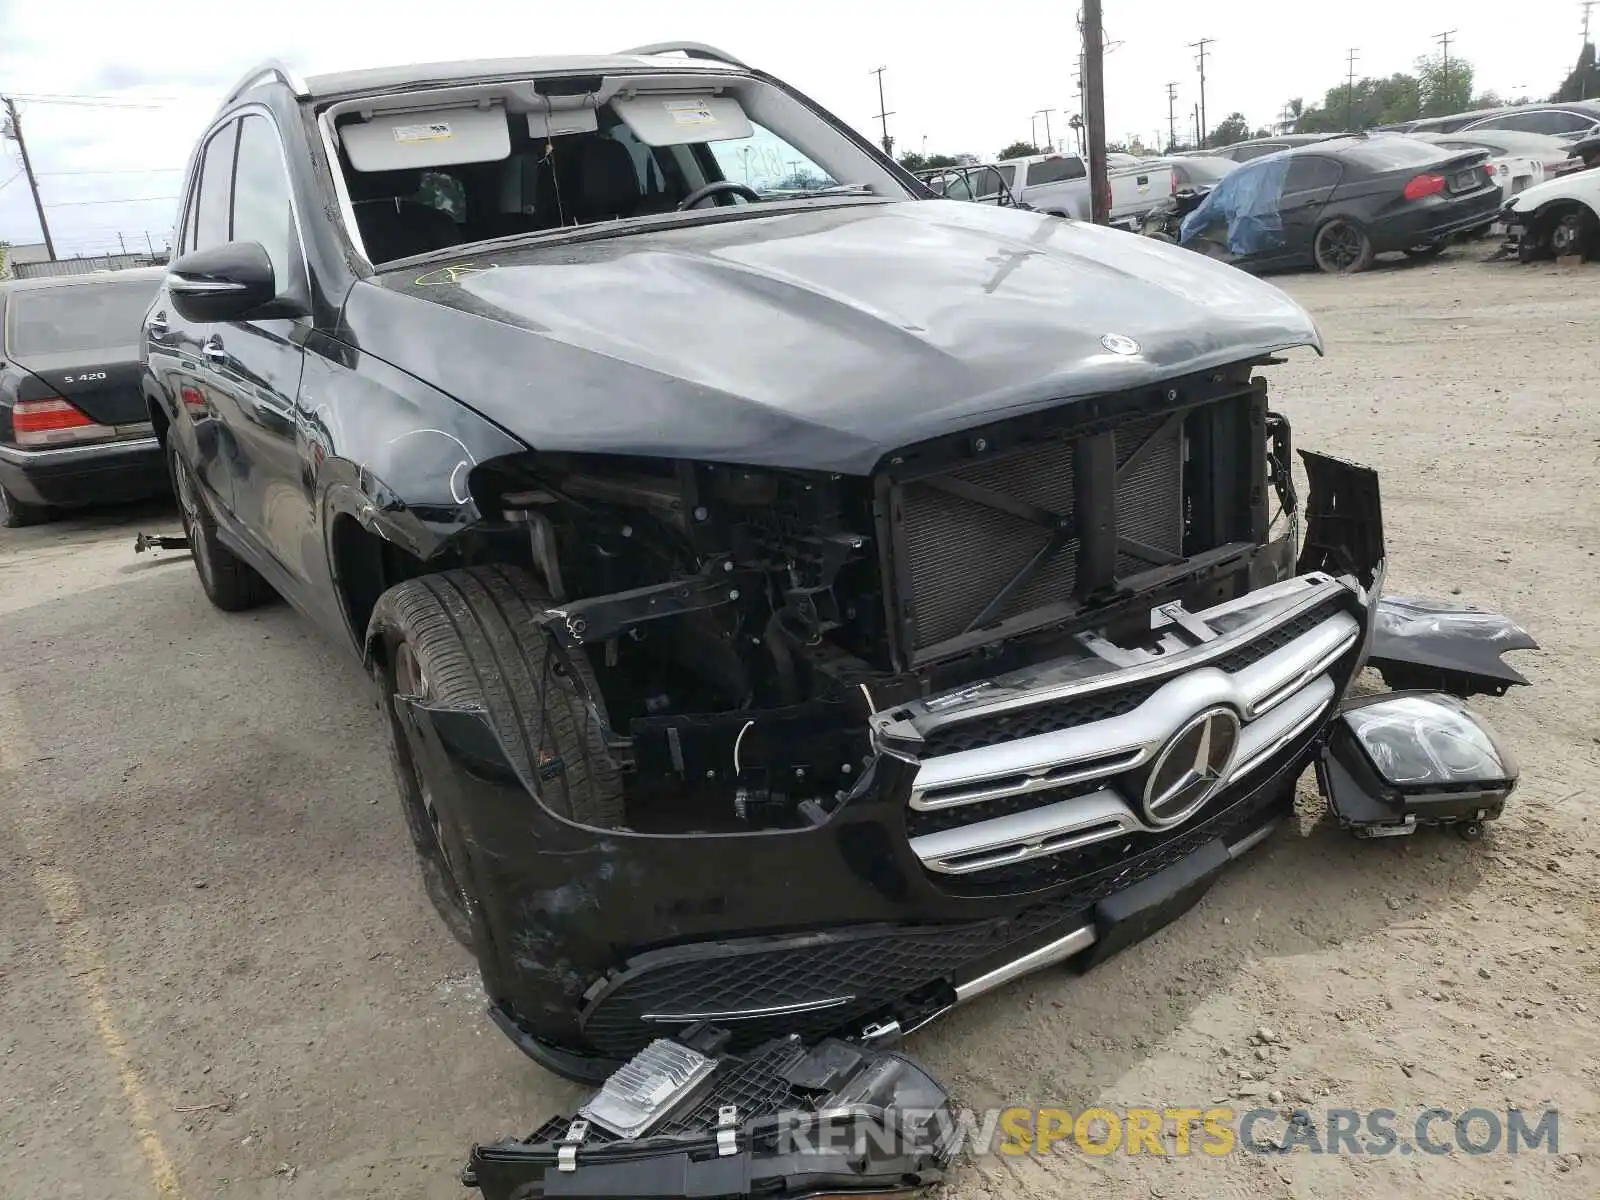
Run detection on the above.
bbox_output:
[0,435,168,509]
[404,569,1373,1081]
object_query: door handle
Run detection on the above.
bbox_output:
[202,339,228,366]
[147,310,168,336]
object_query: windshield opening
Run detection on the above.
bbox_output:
[331,73,905,265]
[4,279,157,357]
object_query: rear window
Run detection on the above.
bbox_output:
[4,279,157,357]
[1028,156,1086,184]
[1342,139,1452,169]
[1177,157,1236,184]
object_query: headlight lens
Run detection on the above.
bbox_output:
[1343,693,1516,789]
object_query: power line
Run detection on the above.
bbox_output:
[6,94,174,109]
[37,166,185,176]
[46,194,179,206]
[1190,38,1214,147]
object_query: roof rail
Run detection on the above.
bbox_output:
[218,60,310,112]
[615,42,748,69]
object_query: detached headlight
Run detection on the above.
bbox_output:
[1318,692,1519,839]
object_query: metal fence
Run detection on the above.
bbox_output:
[11,252,168,280]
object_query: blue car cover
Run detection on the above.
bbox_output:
[1180,154,1292,256]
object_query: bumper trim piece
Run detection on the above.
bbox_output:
[0,433,160,467]
[951,923,1097,1002]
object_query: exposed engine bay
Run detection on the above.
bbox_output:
[472,361,1303,836]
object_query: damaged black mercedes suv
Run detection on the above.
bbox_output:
[147,43,1533,1118]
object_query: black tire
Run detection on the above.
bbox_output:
[167,436,272,611]
[1147,231,1177,244]
[1313,219,1374,274]
[0,483,46,529]
[1403,243,1447,261]
[368,565,627,947]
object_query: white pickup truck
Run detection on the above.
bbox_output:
[984,152,1199,227]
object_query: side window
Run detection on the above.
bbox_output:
[970,166,1007,200]
[194,121,239,250]
[994,164,1017,190]
[231,114,299,292]
[1284,156,1341,191]
[1029,156,1086,184]
[940,172,976,201]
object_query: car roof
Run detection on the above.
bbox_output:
[996,152,1083,165]
[0,266,166,294]
[302,53,747,99]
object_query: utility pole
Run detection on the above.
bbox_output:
[1193,103,1201,149]
[1585,0,1595,43]
[1165,82,1180,150]
[1031,113,1040,149]
[1584,1,1597,98]
[1190,37,1213,148]
[144,230,155,256]
[2,98,56,261]
[1433,30,1457,113]
[1083,0,1109,223]
[869,66,894,156]
[1036,108,1056,151]
[1345,48,1360,131]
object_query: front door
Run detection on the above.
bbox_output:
[160,119,241,512]
[1274,155,1343,266]
[202,112,314,586]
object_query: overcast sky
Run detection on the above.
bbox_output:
[0,0,1589,256]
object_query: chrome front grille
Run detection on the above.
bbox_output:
[869,574,1365,879]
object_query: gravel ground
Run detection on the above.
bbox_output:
[1,252,1596,1199]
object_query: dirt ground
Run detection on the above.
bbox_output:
[1,251,1596,1200]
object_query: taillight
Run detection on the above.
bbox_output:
[1402,173,1447,200]
[10,397,112,447]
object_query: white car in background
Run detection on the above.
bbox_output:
[1409,131,1564,206]
[1499,160,1600,261]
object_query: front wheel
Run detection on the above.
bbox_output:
[1314,219,1374,274]
[368,565,627,948]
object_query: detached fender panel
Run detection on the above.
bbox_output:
[1367,596,1539,697]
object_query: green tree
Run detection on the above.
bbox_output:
[1551,42,1599,101]
[897,151,927,172]
[1207,113,1251,147]
[998,140,1042,160]
[1416,53,1474,117]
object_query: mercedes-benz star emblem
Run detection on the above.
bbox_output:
[1100,333,1141,356]
[1141,707,1242,828]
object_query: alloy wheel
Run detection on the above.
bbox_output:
[1318,223,1364,271]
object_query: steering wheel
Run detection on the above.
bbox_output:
[677,181,763,210]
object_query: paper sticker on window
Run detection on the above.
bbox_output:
[393,122,454,144]
[663,100,718,127]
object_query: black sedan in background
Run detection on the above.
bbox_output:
[0,268,167,526]
[1177,135,1504,274]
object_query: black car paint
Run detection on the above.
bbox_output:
[1185,141,1503,272]
[144,73,1325,650]
[346,202,1323,475]
[0,270,169,512]
[145,67,1529,1091]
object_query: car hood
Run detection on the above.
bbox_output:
[350,200,1322,474]
[1505,168,1600,212]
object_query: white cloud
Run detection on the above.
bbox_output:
[0,0,1584,254]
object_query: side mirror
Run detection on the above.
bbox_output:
[167,241,300,323]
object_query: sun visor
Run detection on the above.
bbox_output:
[342,106,511,172]
[611,93,752,146]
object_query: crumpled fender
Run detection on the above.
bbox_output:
[1367,596,1539,697]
